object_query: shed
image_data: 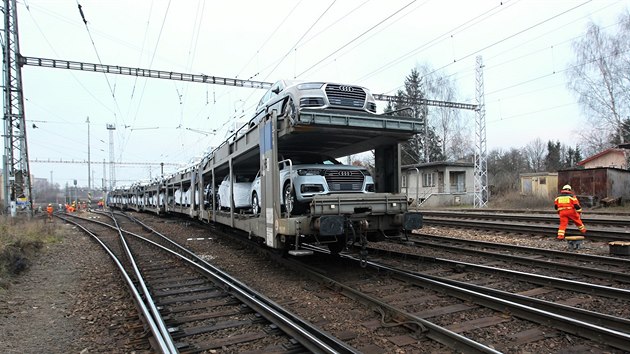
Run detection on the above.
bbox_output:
[520,172,558,198]
[558,167,630,206]
[401,161,474,208]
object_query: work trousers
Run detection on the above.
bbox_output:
[557,209,586,239]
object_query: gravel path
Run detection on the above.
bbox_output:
[0,220,148,353]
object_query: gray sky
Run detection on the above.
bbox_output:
[10,0,629,188]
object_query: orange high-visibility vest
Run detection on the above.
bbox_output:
[554,192,581,211]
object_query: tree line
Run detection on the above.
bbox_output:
[386,10,629,197]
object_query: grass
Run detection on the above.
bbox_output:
[488,192,551,210]
[0,215,61,289]
[487,192,630,212]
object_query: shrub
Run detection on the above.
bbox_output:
[0,216,60,286]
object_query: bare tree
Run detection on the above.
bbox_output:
[567,11,630,146]
[417,63,471,161]
[577,120,612,157]
[523,138,546,172]
[487,148,528,196]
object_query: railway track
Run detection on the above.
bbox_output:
[359,239,630,318]
[298,245,630,353]
[420,210,630,242]
[59,211,357,353]
[393,233,630,283]
[60,210,630,352]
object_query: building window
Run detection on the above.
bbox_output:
[422,172,435,187]
[539,177,546,185]
[401,174,407,188]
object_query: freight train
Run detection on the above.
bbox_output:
[108,81,424,256]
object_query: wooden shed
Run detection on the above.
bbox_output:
[558,167,630,206]
[520,172,558,198]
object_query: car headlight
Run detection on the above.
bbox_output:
[297,169,324,176]
[297,83,324,90]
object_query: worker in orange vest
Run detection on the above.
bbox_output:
[46,203,54,221]
[554,184,586,240]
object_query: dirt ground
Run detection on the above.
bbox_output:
[0,220,148,353]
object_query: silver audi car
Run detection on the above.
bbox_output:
[249,80,377,127]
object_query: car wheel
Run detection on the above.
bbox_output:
[283,183,294,215]
[284,183,306,215]
[216,195,222,210]
[285,97,296,121]
[251,192,260,215]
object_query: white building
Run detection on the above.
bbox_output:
[401,161,474,208]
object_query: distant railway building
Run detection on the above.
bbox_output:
[402,161,474,208]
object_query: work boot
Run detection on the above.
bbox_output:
[557,235,565,240]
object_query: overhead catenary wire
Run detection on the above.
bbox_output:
[296,0,418,79]
[75,1,124,125]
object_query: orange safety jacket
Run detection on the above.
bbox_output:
[554,191,582,212]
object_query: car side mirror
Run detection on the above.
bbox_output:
[272,87,280,94]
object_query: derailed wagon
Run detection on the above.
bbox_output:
[109,103,424,257]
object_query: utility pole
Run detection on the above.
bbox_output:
[474,56,488,208]
[102,158,106,192]
[86,117,91,191]
[2,0,32,216]
[106,124,116,190]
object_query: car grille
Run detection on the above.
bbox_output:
[325,170,365,191]
[325,84,366,109]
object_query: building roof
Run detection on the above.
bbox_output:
[577,148,625,166]
[402,161,473,170]
[520,172,558,177]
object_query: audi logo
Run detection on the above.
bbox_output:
[337,171,352,176]
[337,85,353,92]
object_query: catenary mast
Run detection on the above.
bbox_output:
[2,0,32,216]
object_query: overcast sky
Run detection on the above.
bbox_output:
[8,0,629,189]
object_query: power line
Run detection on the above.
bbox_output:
[30,158,179,167]
[297,0,417,78]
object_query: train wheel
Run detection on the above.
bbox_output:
[251,192,260,215]
[328,239,346,255]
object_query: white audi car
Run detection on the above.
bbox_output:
[249,80,377,127]
[249,153,375,215]
[216,174,253,210]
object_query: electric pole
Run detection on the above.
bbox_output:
[106,124,116,190]
[2,0,32,216]
[86,117,91,191]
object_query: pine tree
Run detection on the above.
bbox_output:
[395,68,443,164]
